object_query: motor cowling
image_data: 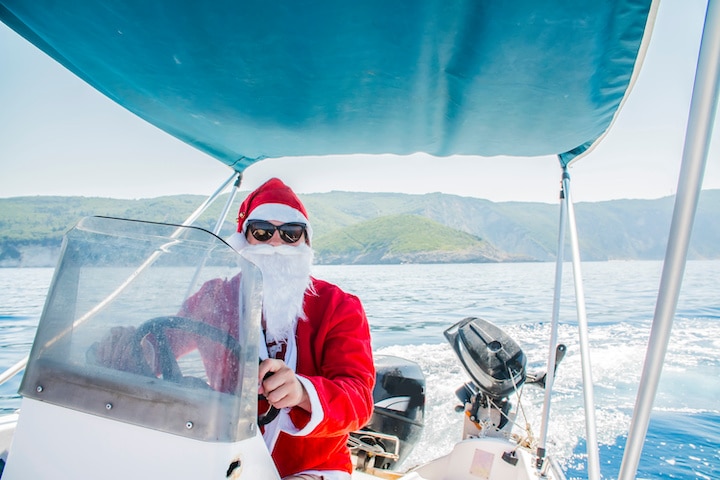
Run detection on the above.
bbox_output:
[350,355,425,471]
[444,317,526,400]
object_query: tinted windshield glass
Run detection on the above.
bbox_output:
[20,216,262,442]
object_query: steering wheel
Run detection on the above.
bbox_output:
[132,316,242,385]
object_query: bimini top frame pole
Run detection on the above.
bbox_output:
[562,172,601,480]
[212,172,243,235]
[619,0,720,478]
[536,172,567,471]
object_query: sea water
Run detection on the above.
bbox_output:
[1,261,718,479]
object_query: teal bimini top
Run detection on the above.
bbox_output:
[0,0,656,170]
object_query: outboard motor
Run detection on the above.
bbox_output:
[350,355,425,472]
[444,317,526,439]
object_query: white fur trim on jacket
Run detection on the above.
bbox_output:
[291,375,324,436]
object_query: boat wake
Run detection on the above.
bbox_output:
[377,316,720,478]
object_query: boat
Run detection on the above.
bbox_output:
[0,1,717,479]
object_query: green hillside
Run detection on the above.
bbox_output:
[0,196,216,243]
[313,214,519,264]
[1,189,719,266]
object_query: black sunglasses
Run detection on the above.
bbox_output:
[246,220,307,243]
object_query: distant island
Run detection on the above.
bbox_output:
[1,190,718,267]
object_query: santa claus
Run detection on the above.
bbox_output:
[188,177,376,480]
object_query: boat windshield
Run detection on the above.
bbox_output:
[18,216,262,443]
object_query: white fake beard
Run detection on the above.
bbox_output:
[240,243,314,343]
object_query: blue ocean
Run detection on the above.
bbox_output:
[1,261,718,479]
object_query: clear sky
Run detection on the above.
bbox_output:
[1,0,718,204]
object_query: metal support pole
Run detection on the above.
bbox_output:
[184,172,244,299]
[618,0,720,477]
[212,172,243,235]
[564,174,601,480]
[537,171,568,470]
[181,171,239,228]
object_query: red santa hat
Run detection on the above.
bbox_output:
[227,178,312,250]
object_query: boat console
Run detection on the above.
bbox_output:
[2,216,279,479]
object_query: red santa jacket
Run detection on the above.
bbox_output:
[177,274,375,477]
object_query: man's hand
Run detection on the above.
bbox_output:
[258,358,311,412]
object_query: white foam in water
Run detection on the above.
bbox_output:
[376,343,466,469]
[375,315,720,475]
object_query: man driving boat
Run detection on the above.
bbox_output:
[94,178,375,480]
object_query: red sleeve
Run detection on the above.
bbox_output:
[290,282,375,436]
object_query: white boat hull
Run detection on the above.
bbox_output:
[1,399,279,480]
[352,437,561,480]
[0,408,562,480]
